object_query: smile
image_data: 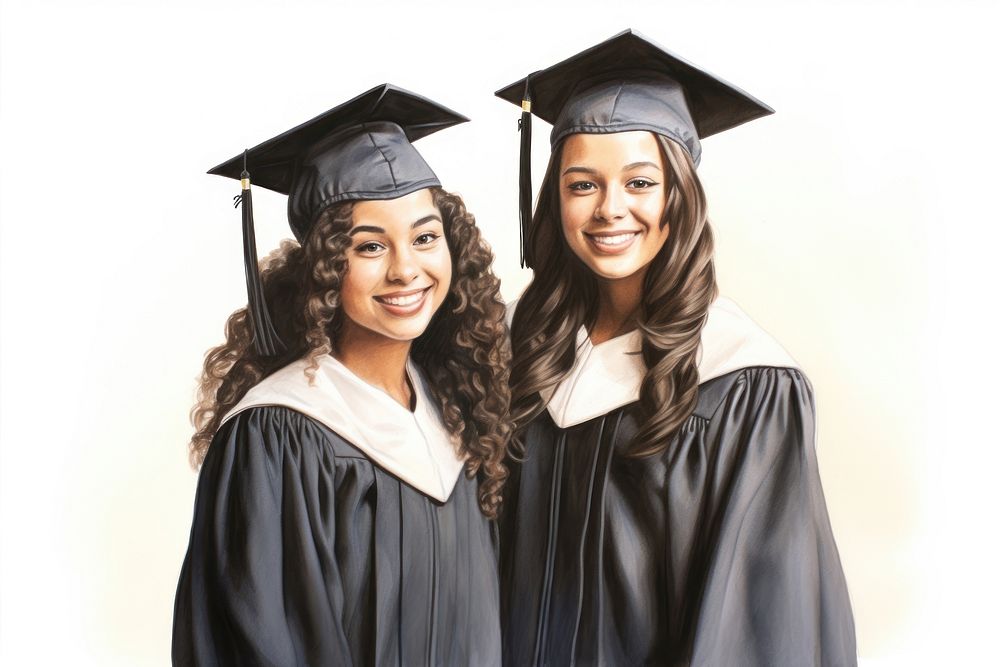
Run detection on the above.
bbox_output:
[584,231,640,254]
[373,287,432,315]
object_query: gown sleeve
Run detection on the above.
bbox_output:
[690,367,857,667]
[172,406,352,667]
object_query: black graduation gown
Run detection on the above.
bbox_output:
[500,366,856,666]
[173,406,501,666]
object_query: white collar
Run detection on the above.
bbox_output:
[221,355,466,502]
[541,296,799,428]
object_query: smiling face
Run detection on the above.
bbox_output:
[559,131,670,283]
[338,188,452,343]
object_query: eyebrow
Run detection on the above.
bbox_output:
[623,161,662,172]
[562,162,662,177]
[349,225,384,236]
[562,166,598,177]
[411,214,443,228]
[348,214,443,237]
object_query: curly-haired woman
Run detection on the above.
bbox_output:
[496,32,856,666]
[172,85,510,666]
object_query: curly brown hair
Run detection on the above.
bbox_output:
[190,187,512,518]
[510,135,718,457]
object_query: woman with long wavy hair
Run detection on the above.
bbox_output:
[172,85,510,666]
[495,32,856,666]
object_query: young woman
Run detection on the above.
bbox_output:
[496,31,856,666]
[172,85,510,666]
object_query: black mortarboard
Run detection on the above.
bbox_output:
[209,84,468,356]
[495,29,774,267]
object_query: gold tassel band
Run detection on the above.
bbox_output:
[241,178,250,190]
[521,100,532,113]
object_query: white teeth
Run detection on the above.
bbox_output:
[591,232,637,246]
[380,291,425,306]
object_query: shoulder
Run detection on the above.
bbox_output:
[688,367,819,510]
[219,359,315,425]
[196,405,375,512]
[693,296,808,418]
[694,365,813,421]
[697,297,800,384]
[218,404,330,440]
[209,405,364,473]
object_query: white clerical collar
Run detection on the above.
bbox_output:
[541,296,800,428]
[221,355,466,502]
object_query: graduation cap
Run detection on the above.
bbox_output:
[495,29,774,268]
[209,84,468,357]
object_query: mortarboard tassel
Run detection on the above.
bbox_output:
[236,150,286,357]
[518,77,533,269]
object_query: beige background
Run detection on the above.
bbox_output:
[2,0,998,664]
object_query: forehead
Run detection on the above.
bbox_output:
[351,188,439,229]
[560,130,663,170]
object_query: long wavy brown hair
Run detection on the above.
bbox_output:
[190,187,512,518]
[510,135,718,457]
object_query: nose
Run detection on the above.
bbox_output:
[594,185,627,222]
[386,246,419,284]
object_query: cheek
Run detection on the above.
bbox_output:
[646,222,671,257]
[559,196,590,234]
[636,193,667,226]
[434,248,453,286]
[340,260,381,310]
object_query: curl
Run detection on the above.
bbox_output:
[189,239,314,466]
[412,189,512,518]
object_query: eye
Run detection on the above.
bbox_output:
[355,241,385,255]
[413,232,440,246]
[627,178,658,189]
[567,181,597,192]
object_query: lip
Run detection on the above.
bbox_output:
[373,286,432,316]
[583,230,641,255]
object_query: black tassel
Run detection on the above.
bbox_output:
[238,150,286,357]
[518,76,533,269]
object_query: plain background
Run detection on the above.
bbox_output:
[2,0,998,664]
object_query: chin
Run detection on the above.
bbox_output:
[580,255,646,282]
[374,317,434,342]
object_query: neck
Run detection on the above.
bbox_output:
[334,320,413,409]
[590,268,646,344]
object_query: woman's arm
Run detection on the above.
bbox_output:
[691,367,857,667]
[172,407,351,667]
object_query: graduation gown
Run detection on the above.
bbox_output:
[500,297,856,666]
[173,356,501,667]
